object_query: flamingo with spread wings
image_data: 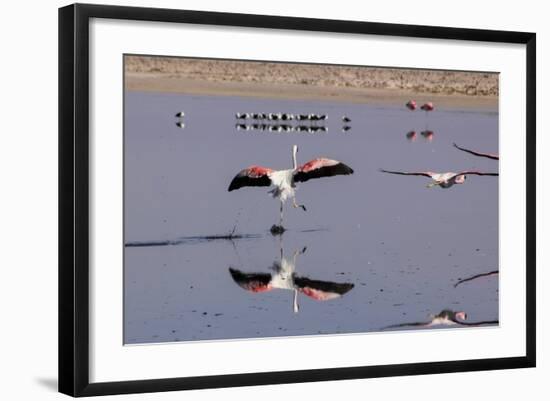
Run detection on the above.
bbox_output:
[228,145,353,231]
[379,168,498,188]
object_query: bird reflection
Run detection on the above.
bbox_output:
[229,242,354,313]
[342,126,352,133]
[453,143,499,160]
[175,111,185,129]
[235,124,327,134]
[382,309,498,330]
[406,130,417,141]
[454,270,499,288]
[420,130,434,142]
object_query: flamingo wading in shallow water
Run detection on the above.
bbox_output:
[228,145,354,231]
[406,100,417,111]
[379,169,498,188]
[420,102,434,112]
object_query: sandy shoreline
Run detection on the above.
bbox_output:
[125,56,498,111]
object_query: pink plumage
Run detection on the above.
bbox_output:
[406,100,417,110]
[420,102,434,111]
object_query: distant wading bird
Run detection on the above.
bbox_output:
[228,145,354,232]
[406,100,417,111]
[420,102,434,112]
[453,142,499,160]
[379,169,498,188]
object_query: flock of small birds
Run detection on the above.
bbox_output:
[235,112,327,123]
[234,113,353,133]
[173,110,354,132]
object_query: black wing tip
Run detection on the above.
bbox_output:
[227,181,238,191]
[333,162,353,176]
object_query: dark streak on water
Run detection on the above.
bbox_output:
[124,91,499,344]
[125,233,263,247]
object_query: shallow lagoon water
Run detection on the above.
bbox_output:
[124,92,499,344]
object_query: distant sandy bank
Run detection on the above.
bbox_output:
[125,56,498,111]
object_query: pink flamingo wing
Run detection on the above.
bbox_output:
[298,287,341,301]
[294,158,353,183]
[228,165,274,191]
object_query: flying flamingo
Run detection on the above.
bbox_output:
[229,246,354,313]
[382,309,498,330]
[453,143,499,160]
[228,145,354,232]
[379,168,498,188]
[406,100,417,111]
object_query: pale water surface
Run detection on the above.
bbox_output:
[124,92,499,344]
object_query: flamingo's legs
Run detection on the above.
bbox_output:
[292,197,307,211]
[279,200,284,227]
[426,181,439,189]
[293,289,299,314]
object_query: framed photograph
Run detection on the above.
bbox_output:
[59,3,536,397]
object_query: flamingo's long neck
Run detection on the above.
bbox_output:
[292,147,298,170]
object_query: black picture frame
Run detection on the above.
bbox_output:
[59,3,536,397]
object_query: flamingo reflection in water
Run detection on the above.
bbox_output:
[453,143,499,160]
[229,243,354,314]
[420,130,434,142]
[382,309,498,330]
[454,270,499,288]
[405,130,417,141]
